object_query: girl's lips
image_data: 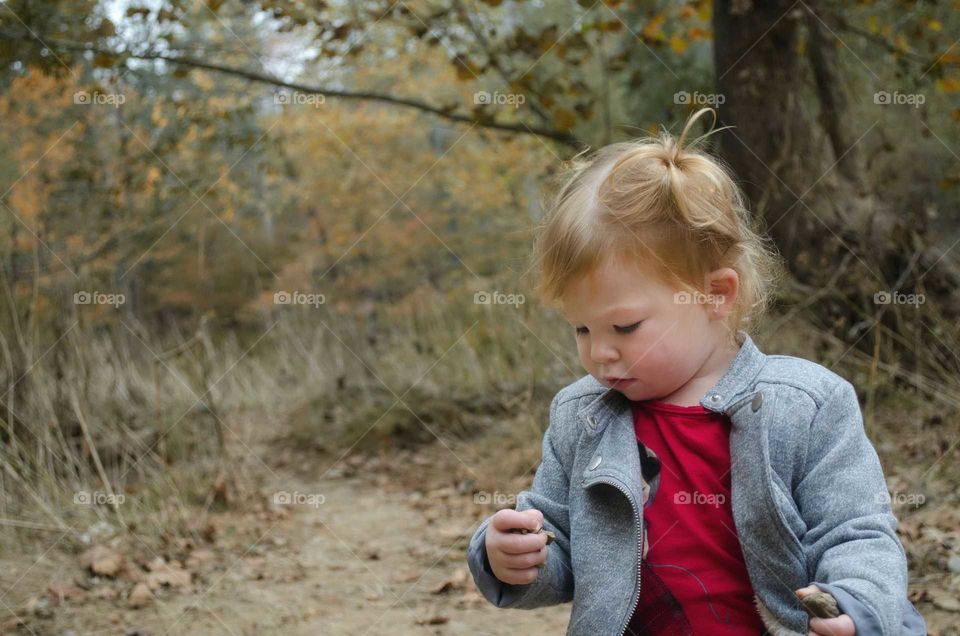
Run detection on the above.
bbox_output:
[606,378,635,389]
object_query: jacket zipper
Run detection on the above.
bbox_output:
[581,392,757,635]
[586,475,642,636]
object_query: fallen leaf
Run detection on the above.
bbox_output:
[127,583,153,608]
[144,558,191,590]
[93,586,120,600]
[416,613,449,625]
[80,545,124,577]
[47,582,85,603]
[430,569,468,594]
[931,592,960,612]
[1,616,27,631]
[185,549,215,572]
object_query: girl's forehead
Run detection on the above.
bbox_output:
[560,285,659,323]
[567,261,670,302]
[559,253,679,319]
[594,251,671,286]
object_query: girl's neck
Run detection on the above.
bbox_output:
[654,335,741,407]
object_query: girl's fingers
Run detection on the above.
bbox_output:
[491,508,543,533]
[494,531,547,554]
[809,614,856,636]
[795,584,822,598]
[500,566,540,585]
[501,545,548,569]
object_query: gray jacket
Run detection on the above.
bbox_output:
[467,330,927,635]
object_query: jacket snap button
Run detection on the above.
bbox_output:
[751,391,763,412]
[587,415,597,427]
[709,393,722,402]
[589,454,602,470]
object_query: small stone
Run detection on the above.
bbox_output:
[800,592,839,619]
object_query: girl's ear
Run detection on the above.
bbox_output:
[703,267,739,316]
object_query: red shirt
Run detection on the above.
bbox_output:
[626,399,766,636]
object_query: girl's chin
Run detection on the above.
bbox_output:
[606,380,644,398]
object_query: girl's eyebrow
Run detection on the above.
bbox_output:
[598,303,648,318]
[567,304,647,323]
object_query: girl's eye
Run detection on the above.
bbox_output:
[574,322,641,335]
[614,321,643,334]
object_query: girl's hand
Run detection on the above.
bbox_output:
[795,585,856,636]
[485,508,549,585]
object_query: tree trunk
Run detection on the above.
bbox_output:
[714,0,840,273]
[712,0,960,375]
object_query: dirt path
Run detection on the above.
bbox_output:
[6,441,955,635]
[1,464,570,636]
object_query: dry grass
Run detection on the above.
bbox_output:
[0,283,581,553]
[3,275,958,628]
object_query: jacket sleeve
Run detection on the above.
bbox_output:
[466,391,575,609]
[794,379,915,635]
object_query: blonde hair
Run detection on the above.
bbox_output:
[530,107,785,336]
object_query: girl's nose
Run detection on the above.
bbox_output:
[590,340,619,364]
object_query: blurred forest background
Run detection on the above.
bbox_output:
[0,0,959,633]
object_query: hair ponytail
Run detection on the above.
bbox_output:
[532,107,786,336]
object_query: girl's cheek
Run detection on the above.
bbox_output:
[576,344,592,371]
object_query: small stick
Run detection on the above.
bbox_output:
[507,526,555,544]
[507,525,555,568]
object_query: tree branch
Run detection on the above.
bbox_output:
[0,29,580,147]
[451,0,552,126]
[826,13,936,67]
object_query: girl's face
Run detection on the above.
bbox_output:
[560,254,738,404]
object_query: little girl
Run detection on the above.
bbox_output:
[467,108,927,635]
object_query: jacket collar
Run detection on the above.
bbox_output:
[696,329,766,415]
[576,329,766,433]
